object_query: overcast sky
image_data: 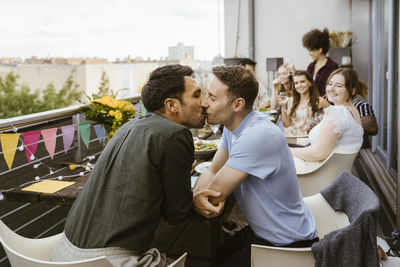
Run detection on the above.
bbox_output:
[0,0,224,61]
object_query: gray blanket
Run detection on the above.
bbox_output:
[311,172,380,267]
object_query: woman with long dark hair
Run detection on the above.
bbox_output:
[279,70,330,136]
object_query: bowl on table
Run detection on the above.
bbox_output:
[194,139,221,158]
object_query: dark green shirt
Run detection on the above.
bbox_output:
[65,113,194,252]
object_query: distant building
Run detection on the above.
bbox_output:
[0,56,196,100]
[168,42,194,60]
[23,56,108,65]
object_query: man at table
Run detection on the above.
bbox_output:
[51,65,223,267]
[194,65,318,267]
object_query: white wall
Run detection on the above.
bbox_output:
[224,0,352,86]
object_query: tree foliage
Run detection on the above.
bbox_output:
[0,70,82,119]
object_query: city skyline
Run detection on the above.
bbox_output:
[0,0,224,61]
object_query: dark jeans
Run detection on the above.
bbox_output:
[215,226,319,267]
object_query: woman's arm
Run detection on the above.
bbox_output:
[280,97,293,127]
[361,115,378,135]
[270,79,279,109]
[290,119,339,161]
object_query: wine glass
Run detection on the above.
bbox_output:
[209,124,220,137]
[278,92,289,105]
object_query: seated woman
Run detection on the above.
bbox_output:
[279,70,330,136]
[290,68,365,172]
[270,63,295,109]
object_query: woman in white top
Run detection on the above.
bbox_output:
[279,70,330,136]
[290,68,365,163]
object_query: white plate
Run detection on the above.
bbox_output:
[195,162,212,174]
[194,139,221,158]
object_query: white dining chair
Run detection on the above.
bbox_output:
[251,193,350,267]
[285,135,309,146]
[0,219,186,267]
[297,152,358,197]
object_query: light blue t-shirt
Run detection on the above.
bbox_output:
[221,110,317,245]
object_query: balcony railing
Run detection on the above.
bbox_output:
[0,96,140,265]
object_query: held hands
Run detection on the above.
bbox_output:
[193,189,225,218]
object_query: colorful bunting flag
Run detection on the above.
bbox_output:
[61,125,76,154]
[78,122,91,149]
[41,128,57,159]
[0,133,21,170]
[93,124,106,144]
[23,131,41,164]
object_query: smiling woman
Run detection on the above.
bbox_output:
[290,68,365,163]
[280,70,330,136]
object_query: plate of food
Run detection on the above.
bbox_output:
[194,139,221,158]
[258,108,278,114]
[194,162,212,174]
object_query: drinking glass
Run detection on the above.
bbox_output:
[209,124,220,136]
[278,92,289,105]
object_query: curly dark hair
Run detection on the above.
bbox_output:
[290,70,321,118]
[212,65,258,109]
[238,58,257,67]
[141,64,194,112]
[302,28,330,55]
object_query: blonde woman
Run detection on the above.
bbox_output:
[279,70,330,136]
[270,63,295,109]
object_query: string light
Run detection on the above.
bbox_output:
[79,172,84,176]
[57,176,63,180]
[0,193,4,201]
[49,169,54,175]
[33,163,41,169]
[18,143,24,151]
[30,154,35,161]
[34,176,40,181]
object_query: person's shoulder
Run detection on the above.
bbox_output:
[326,57,339,68]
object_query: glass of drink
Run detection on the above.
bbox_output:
[209,124,220,137]
[278,92,289,105]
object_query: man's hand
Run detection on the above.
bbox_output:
[193,189,225,218]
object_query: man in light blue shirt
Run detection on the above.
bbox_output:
[193,66,318,267]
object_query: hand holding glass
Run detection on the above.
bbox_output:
[278,92,289,105]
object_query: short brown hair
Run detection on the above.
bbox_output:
[327,68,368,100]
[212,65,259,109]
[302,28,330,55]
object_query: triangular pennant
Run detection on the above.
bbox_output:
[139,101,147,115]
[93,124,106,144]
[0,133,21,170]
[78,122,91,149]
[22,131,41,164]
[41,128,57,159]
[61,125,76,154]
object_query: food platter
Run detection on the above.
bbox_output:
[194,162,212,174]
[194,139,221,158]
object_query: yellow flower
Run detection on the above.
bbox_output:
[109,110,115,116]
[114,110,122,120]
[124,105,132,111]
